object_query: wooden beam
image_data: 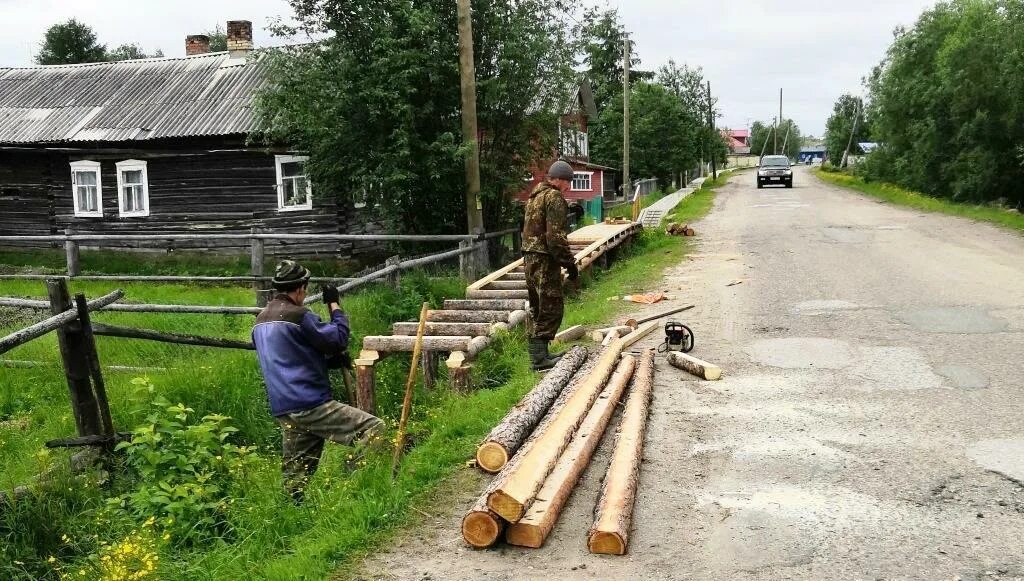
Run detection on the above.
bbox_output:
[553,325,586,343]
[620,321,659,349]
[361,335,472,353]
[392,322,492,337]
[484,281,527,291]
[427,310,511,323]
[589,349,656,555]
[475,346,588,473]
[487,339,626,522]
[506,355,637,548]
[354,350,380,367]
[667,351,722,380]
[443,299,527,311]
[466,289,529,300]
[467,258,524,291]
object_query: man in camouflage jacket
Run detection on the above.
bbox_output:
[522,160,580,370]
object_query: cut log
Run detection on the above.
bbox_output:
[487,338,626,522]
[445,336,492,369]
[553,324,586,343]
[620,321,659,349]
[506,309,528,329]
[450,364,473,392]
[502,272,526,281]
[466,289,530,300]
[355,364,376,414]
[393,322,492,336]
[427,310,511,323]
[443,299,527,311]
[484,281,528,291]
[462,352,600,548]
[666,351,722,380]
[588,349,656,555]
[362,335,472,353]
[506,355,637,548]
[591,325,634,343]
[475,346,588,473]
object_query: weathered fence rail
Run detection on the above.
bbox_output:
[0,289,124,356]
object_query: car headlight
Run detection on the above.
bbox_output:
[758,170,767,176]
[785,170,792,175]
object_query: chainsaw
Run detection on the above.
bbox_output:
[658,320,694,353]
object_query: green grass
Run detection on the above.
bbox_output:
[0,186,722,579]
[813,168,1024,233]
[605,189,666,220]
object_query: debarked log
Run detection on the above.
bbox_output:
[666,351,722,380]
[361,335,473,353]
[393,322,493,337]
[426,310,511,323]
[443,299,528,311]
[475,346,588,473]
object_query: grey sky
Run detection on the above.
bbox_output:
[0,0,936,136]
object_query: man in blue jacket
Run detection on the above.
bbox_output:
[253,260,383,502]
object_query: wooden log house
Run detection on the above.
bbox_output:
[0,20,385,257]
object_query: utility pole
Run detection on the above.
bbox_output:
[840,100,861,169]
[777,88,783,155]
[623,37,631,207]
[456,0,484,248]
[707,80,717,180]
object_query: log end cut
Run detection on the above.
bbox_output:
[486,490,525,523]
[476,442,509,474]
[462,511,504,549]
[505,523,544,549]
[588,531,627,555]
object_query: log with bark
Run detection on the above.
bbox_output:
[506,355,637,548]
[361,335,472,353]
[485,281,528,291]
[426,310,511,323]
[475,346,588,473]
[392,322,492,337]
[462,352,601,548]
[666,351,722,380]
[588,349,656,555]
[487,338,626,522]
[466,289,530,300]
[443,299,527,311]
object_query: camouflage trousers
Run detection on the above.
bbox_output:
[524,252,564,340]
[276,400,384,501]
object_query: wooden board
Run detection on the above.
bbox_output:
[567,222,636,245]
[467,258,524,291]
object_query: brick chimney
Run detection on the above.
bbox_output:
[226,20,253,58]
[185,34,211,56]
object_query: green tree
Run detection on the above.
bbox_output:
[750,118,801,159]
[577,7,639,112]
[204,25,228,52]
[254,0,575,234]
[824,94,869,166]
[107,43,163,61]
[35,18,107,64]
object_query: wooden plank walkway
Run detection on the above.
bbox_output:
[352,220,641,412]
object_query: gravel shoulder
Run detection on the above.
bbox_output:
[355,167,1024,581]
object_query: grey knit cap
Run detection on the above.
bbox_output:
[272,260,311,286]
[547,160,574,180]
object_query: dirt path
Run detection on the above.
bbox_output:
[356,167,1024,580]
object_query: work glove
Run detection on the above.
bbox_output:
[566,262,579,281]
[321,285,341,306]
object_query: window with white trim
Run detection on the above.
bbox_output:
[275,155,312,211]
[70,160,102,217]
[115,159,150,217]
[571,171,593,191]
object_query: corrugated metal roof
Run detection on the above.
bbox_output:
[0,51,267,143]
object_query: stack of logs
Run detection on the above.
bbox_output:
[462,335,658,555]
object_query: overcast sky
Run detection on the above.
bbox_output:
[0,0,936,136]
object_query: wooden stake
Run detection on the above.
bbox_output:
[588,348,656,555]
[619,321,659,349]
[487,339,626,522]
[666,351,722,380]
[506,355,637,548]
[393,302,430,478]
[475,346,587,473]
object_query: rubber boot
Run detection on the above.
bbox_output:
[529,339,561,371]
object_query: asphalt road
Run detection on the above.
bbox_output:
[358,166,1024,580]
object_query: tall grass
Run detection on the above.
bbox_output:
[0,187,721,579]
[813,168,1024,233]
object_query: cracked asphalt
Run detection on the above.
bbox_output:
[357,166,1024,581]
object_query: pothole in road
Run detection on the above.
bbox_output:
[968,439,1024,486]
[936,365,990,390]
[745,337,855,369]
[898,306,1008,334]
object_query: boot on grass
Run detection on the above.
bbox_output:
[528,338,562,371]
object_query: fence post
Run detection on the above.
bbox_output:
[46,278,102,438]
[250,226,264,295]
[474,228,489,274]
[385,255,401,288]
[255,289,273,308]
[64,228,80,277]
[459,240,473,281]
[73,293,113,437]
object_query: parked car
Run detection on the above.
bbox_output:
[757,155,793,188]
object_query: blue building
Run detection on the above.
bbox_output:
[798,145,827,164]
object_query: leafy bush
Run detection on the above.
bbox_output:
[112,392,256,544]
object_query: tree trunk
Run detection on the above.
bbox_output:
[487,338,627,522]
[450,364,473,393]
[427,310,511,323]
[361,335,472,353]
[462,352,599,548]
[588,349,656,555]
[506,355,637,548]
[443,299,527,311]
[393,322,492,336]
[475,346,588,473]
[666,351,722,380]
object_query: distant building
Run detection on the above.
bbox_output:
[721,129,751,155]
[798,145,828,164]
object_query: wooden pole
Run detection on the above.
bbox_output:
[457,0,484,239]
[250,226,264,293]
[73,294,113,438]
[623,37,631,212]
[507,355,637,548]
[777,88,782,155]
[90,323,255,350]
[589,349,656,555]
[475,346,587,473]
[0,289,124,356]
[622,304,695,327]
[708,80,717,180]
[392,302,430,477]
[64,227,80,277]
[840,99,861,168]
[47,279,102,438]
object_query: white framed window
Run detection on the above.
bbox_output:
[115,159,150,217]
[275,155,312,211]
[70,160,102,217]
[571,171,593,192]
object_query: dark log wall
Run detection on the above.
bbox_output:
[0,138,389,258]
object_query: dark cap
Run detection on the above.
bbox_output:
[272,260,311,286]
[547,160,574,180]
